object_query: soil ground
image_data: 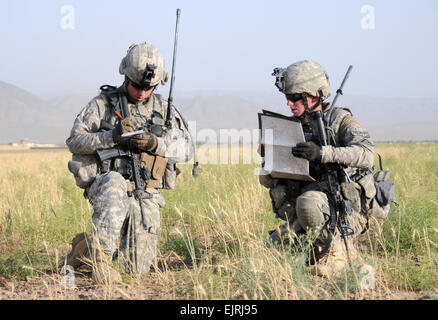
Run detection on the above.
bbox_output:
[0,265,172,300]
[1,266,437,300]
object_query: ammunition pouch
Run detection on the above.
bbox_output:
[356,173,376,216]
[163,163,178,190]
[340,181,361,213]
[68,154,99,189]
[355,168,395,220]
[140,153,167,189]
[95,148,177,190]
[100,159,112,174]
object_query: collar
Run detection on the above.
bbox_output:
[322,102,331,114]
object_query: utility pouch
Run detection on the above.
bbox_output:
[357,173,377,215]
[357,154,396,219]
[340,181,361,213]
[163,163,178,190]
[67,154,99,189]
[371,154,396,219]
[374,169,395,207]
[140,153,167,189]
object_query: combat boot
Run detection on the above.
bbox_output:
[310,240,356,277]
[63,232,92,270]
[92,248,122,285]
[265,220,303,249]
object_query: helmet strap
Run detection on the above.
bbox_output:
[303,93,322,113]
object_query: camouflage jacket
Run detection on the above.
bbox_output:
[66,85,193,163]
[66,85,193,189]
[310,103,375,177]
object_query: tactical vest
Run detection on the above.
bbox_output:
[98,85,175,190]
[301,106,353,180]
[99,85,168,134]
[323,107,353,147]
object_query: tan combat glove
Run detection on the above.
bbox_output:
[130,132,158,152]
[112,117,135,143]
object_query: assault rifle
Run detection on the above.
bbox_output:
[306,65,355,263]
[120,93,153,232]
[97,93,153,232]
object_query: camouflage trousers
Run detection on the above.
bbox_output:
[87,171,165,274]
[269,183,367,249]
[296,190,366,247]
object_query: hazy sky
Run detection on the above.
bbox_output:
[0,0,437,98]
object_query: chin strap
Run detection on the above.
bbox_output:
[302,93,323,119]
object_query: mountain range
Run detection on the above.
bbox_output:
[0,80,437,144]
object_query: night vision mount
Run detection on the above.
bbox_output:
[140,63,157,89]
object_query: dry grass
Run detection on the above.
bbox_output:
[0,143,437,299]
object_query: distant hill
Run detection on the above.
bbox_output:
[0,81,70,144]
[0,80,437,144]
[175,90,438,142]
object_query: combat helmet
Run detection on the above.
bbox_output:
[272,60,330,101]
[119,42,169,89]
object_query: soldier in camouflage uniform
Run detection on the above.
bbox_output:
[260,60,375,276]
[65,42,193,283]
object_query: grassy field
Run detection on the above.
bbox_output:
[0,143,437,299]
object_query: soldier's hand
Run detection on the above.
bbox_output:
[291,141,322,161]
[112,117,135,143]
[130,133,158,152]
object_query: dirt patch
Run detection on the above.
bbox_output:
[0,270,172,300]
[0,249,183,300]
[1,272,437,300]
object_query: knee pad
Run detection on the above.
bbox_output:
[296,191,329,230]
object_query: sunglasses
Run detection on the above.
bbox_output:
[130,80,154,91]
[286,93,304,102]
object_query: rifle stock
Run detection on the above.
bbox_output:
[96,147,128,162]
